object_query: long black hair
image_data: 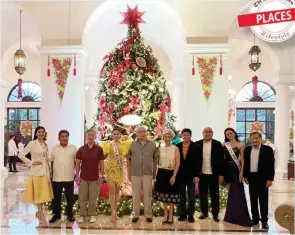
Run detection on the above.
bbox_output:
[33,126,46,141]
[224,127,239,142]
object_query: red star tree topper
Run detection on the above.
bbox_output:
[120,4,145,26]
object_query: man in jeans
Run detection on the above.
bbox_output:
[49,130,77,223]
[75,129,105,223]
[127,126,157,223]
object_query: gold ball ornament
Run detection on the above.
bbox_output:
[136,57,146,67]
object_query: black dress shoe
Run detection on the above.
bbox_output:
[146,218,153,223]
[213,216,220,222]
[67,217,75,222]
[262,222,269,230]
[188,216,195,223]
[49,216,61,223]
[178,215,187,221]
[199,214,208,220]
[251,219,259,226]
[132,217,139,223]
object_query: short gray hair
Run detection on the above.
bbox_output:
[136,126,147,133]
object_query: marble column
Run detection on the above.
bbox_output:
[0,80,8,228]
[183,44,232,141]
[38,46,87,149]
[274,83,290,179]
[84,80,98,128]
[171,77,185,131]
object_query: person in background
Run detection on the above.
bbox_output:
[127,126,157,223]
[8,135,18,173]
[18,138,25,153]
[223,128,251,227]
[75,129,105,223]
[18,126,53,227]
[177,128,201,223]
[153,129,180,224]
[100,127,132,223]
[49,130,77,223]
[264,138,275,155]
[195,127,224,222]
[243,132,275,230]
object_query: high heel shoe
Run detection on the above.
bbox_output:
[38,214,48,227]
[168,218,174,224]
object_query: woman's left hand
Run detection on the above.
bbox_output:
[239,172,243,183]
[169,175,176,185]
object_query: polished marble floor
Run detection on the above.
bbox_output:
[1,165,293,235]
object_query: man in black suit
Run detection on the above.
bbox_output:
[243,132,275,230]
[195,127,224,222]
[177,128,201,223]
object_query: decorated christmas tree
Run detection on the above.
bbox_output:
[96,5,175,140]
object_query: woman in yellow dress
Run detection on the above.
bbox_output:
[100,128,132,222]
[18,126,53,227]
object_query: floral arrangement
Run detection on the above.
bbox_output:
[196,56,218,101]
[51,57,72,102]
[20,121,33,137]
[250,121,264,134]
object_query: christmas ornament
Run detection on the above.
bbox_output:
[192,54,195,75]
[47,55,51,77]
[20,121,33,137]
[120,4,145,26]
[17,78,23,99]
[219,54,223,75]
[73,55,77,76]
[136,57,146,67]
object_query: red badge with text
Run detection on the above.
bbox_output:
[238,0,295,43]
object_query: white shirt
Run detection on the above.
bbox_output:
[50,144,77,182]
[264,142,275,152]
[18,140,51,177]
[250,145,261,172]
[158,146,176,170]
[202,140,213,174]
[8,139,18,156]
[18,142,25,152]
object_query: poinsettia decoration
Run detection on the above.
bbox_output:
[51,57,72,102]
[196,57,218,101]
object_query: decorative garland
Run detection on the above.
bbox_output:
[51,57,72,102]
[196,57,218,101]
[20,121,33,137]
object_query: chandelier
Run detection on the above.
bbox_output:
[249,35,261,72]
[14,10,26,99]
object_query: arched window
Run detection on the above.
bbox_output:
[7,81,41,102]
[236,81,276,102]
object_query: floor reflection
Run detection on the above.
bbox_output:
[1,165,293,235]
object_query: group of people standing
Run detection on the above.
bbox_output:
[6,135,26,172]
[17,125,274,230]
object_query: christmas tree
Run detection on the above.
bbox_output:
[96,5,175,139]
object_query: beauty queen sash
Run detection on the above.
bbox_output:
[111,141,123,171]
[224,142,241,172]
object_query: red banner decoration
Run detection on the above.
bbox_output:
[47,55,51,77]
[17,78,23,99]
[219,54,223,75]
[51,57,72,102]
[196,57,218,101]
[192,54,195,75]
[73,55,77,76]
[252,75,258,97]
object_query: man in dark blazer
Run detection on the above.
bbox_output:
[177,128,201,223]
[195,127,224,222]
[243,131,275,230]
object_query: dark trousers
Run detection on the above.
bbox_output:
[52,181,74,218]
[9,155,17,171]
[4,156,8,167]
[179,180,195,217]
[248,173,268,222]
[199,174,219,217]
